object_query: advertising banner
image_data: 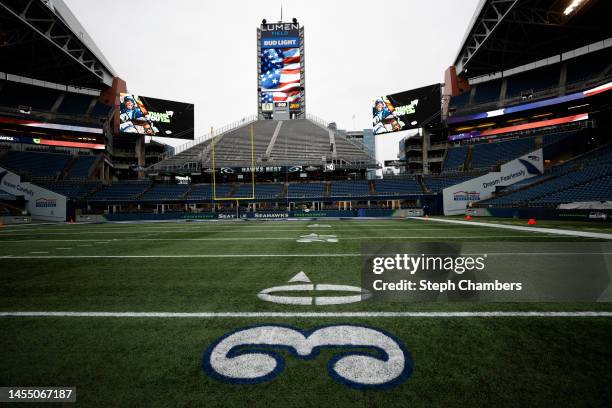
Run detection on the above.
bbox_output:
[442,149,544,215]
[259,23,301,108]
[0,166,67,221]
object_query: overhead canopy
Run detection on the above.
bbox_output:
[454,0,612,78]
[0,0,115,88]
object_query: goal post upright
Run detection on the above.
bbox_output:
[212,124,256,202]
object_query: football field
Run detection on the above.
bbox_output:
[1,218,611,407]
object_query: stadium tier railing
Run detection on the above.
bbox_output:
[306,113,375,159]
[449,74,612,117]
[0,104,106,126]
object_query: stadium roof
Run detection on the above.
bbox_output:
[454,0,612,78]
[0,0,115,88]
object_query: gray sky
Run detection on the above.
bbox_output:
[64,0,479,145]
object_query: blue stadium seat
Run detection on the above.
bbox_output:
[242,183,284,199]
[374,179,422,195]
[140,184,191,201]
[57,93,94,115]
[423,175,474,193]
[470,138,535,169]
[189,184,213,200]
[40,181,102,200]
[67,155,98,179]
[473,80,501,104]
[89,181,151,201]
[0,150,71,178]
[330,181,369,197]
[444,145,467,171]
[287,183,325,198]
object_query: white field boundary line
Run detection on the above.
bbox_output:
[0,235,576,243]
[1,252,610,259]
[0,228,477,236]
[0,221,414,231]
[0,311,610,318]
[411,217,612,240]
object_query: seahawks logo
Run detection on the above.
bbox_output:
[203,324,412,389]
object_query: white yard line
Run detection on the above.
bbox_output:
[411,217,612,240]
[0,254,363,259]
[0,311,609,318]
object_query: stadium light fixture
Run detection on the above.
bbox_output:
[563,0,588,16]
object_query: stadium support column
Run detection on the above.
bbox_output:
[422,129,430,175]
[498,79,507,107]
[559,63,567,96]
[135,135,145,180]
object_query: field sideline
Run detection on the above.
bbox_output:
[1,218,611,406]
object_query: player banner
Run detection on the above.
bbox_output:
[373,84,441,134]
[119,93,194,139]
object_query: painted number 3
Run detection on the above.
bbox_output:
[203,325,413,389]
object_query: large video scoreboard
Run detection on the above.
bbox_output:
[257,21,305,120]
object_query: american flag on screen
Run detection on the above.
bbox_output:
[260,48,301,103]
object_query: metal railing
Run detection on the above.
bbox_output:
[449,74,612,118]
[168,115,258,157]
[306,113,375,160]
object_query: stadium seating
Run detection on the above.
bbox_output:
[473,80,502,104]
[0,81,60,111]
[533,174,612,204]
[233,183,284,199]
[270,120,334,165]
[0,150,71,179]
[505,64,560,98]
[449,92,470,110]
[67,155,98,179]
[57,93,94,115]
[330,181,369,197]
[91,101,112,117]
[153,119,375,172]
[423,175,475,193]
[188,184,213,200]
[287,182,326,198]
[206,120,277,166]
[482,163,612,207]
[140,184,190,201]
[443,145,468,171]
[566,47,612,84]
[40,181,102,200]
[88,180,151,201]
[470,138,535,169]
[254,183,284,198]
[374,179,422,195]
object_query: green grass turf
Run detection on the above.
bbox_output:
[0,218,611,406]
